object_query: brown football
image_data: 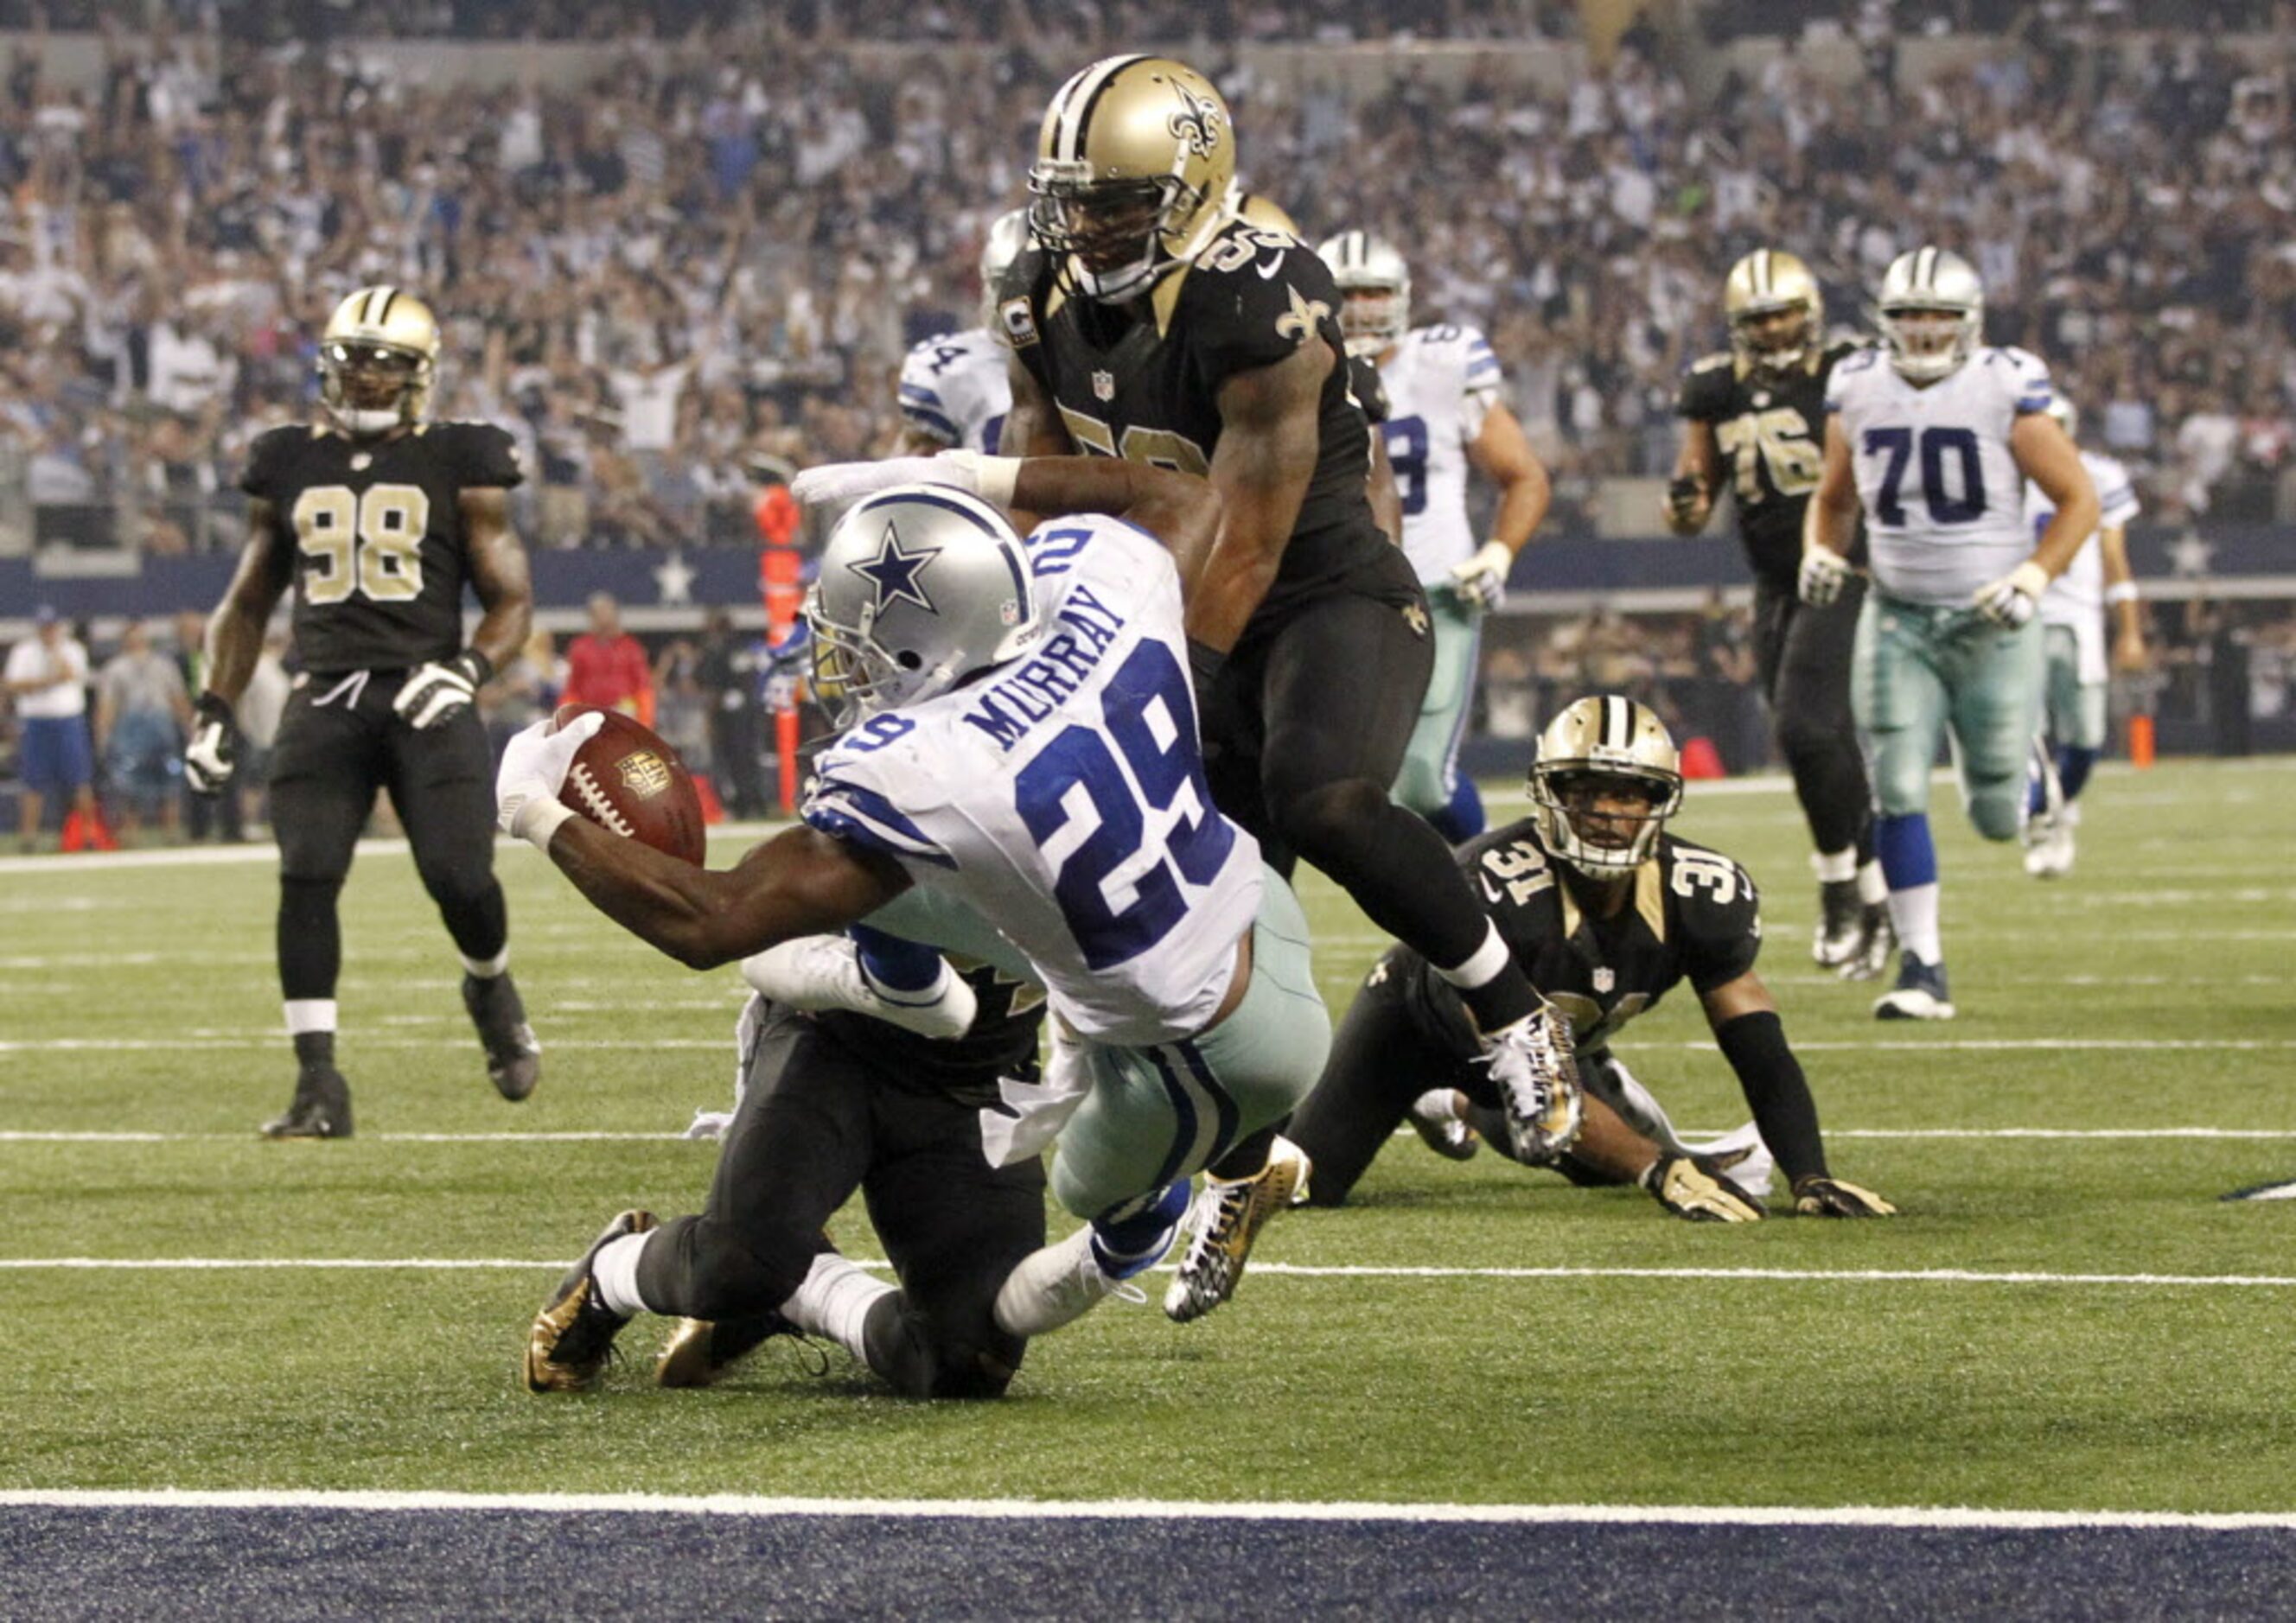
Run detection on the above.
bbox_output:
[551,703,708,865]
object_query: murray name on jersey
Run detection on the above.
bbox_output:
[802,512,1261,1047]
[239,421,522,674]
[1676,337,1859,586]
[1826,344,2053,606]
[1397,818,1762,1060]
[1002,219,1387,596]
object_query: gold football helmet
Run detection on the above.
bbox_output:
[1527,696,1683,876]
[1723,249,1822,372]
[1228,188,1298,236]
[1029,54,1236,302]
[318,286,439,436]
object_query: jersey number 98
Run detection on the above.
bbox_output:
[290,484,430,605]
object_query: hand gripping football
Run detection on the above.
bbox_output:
[551,703,708,864]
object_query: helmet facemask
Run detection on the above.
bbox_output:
[1029,169,1202,302]
[1530,764,1683,876]
[1730,300,1819,373]
[320,341,432,436]
[1879,303,1980,383]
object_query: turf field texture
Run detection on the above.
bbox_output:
[0,759,2290,1516]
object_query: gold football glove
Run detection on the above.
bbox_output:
[1792,1174,1897,1217]
[1643,1154,1765,1223]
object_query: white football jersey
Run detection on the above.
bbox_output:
[896,328,1011,453]
[804,513,1262,1047]
[2031,449,2140,625]
[1376,324,1502,583]
[1826,344,2055,607]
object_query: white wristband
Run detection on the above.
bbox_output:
[515,796,576,852]
[973,455,1022,509]
[2104,582,2140,607]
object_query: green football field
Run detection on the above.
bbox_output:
[1,759,2290,1513]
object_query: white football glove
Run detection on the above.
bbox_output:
[392,652,491,731]
[494,710,605,848]
[1448,540,1514,612]
[1973,561,2050,629]
[1797,545,1853,607]
[790,451,1020,511]
[182,693,237,796]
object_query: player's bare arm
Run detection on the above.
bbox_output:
[1009,456,1222,593]
[1467,399,1552,560]
[1802,417,1859,562]
[999,351,1073,533]
[1665,418,1719,534]
[460,487,536,674]
[203,498,297,703]
[1185,336,1331,652]
[545,818,910,972]
[2009,412,2101,581]
[2101,522,2146,671]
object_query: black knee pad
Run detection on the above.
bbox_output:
[1266,775,1392,863]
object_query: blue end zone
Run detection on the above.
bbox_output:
[3,1508,2293,1620]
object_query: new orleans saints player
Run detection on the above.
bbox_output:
[1668,250,1891,979]
[183,287,541,1137]
[1289,697,1895,1220]
[999,55,1564,1297]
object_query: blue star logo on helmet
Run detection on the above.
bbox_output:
[847,521,940,615]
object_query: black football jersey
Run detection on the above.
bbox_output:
[1674,338,1862,587]
[814,956,1045,1109]
[1348,353,1390,424]
[1392,817,1763,1060]
[1002,220,1390,613]
[239,420,524,674]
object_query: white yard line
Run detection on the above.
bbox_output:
[5,1034,2290,1055]
[0,1487,2290,1530]
[4,1125,2293,1144]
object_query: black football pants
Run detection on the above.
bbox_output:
[1751,576,1874,862]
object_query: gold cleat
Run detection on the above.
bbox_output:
[1163,1136,1309,1324]
[524,1209,656,1394]
[655,1312,804,1389]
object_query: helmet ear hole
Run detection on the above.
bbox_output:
[896,650,923,671]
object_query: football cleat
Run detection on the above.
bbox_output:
[524,1209,657,1394]
[261,1065,354,1139]
[1164,1136,1309,1324]
[1812,878,1862,968]
[655,1310,807,1389]
[1836,902,1896,983]
[738,937,978,1041]
[1479,1004,1584,1162]
[462,972,541,1101]
[1406,1089,1480,1162]
[1873,953,1955,1021]
[992,1225,1148,1340]
[2023,816,2076,879]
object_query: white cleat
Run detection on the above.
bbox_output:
[1479,1004,1584,1162]
[992,1225,1146,1340]
[1873,953,1956,1021]
[740,936,978,1040]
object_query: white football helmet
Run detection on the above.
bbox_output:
[807,486,1047,729]
[1317,229,1410,358]
[978,207,1031,328]
[1877,247,1984,384]
[1527,696,1684,877]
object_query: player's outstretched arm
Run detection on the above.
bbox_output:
[1700,970,1893,1217]
[1187,337,1331,653]
[1009,457,1223,590]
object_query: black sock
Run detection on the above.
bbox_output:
[293,1031,335,1071]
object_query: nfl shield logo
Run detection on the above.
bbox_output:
[1092,370,1116,402]
[1592,968,1616,993]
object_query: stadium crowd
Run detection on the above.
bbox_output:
[0,7,2292,557]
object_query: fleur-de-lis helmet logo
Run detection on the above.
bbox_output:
[1167,81,1221,159]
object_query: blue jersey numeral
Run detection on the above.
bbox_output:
[1385,414,1430,517]
[1864,424,1987,526]
[1011,640,1234,969]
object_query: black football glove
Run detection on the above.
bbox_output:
[183,691,237,796]
[1792,1174,1897,1218]
[393,650,494,731]
[1643,1154,1766,1222]
[1665,474,1708,528]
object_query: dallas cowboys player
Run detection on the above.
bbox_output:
[503,455,1585,1386]
[1320,229,1551,842]
[895,210,1030,455]
[2023,396,2145,878]
[1802,247,2100,1018]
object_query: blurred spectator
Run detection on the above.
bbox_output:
[485,627,563,760]
[695,606,771,818]
[5,606,99,851]
[93,617,191,839]
[562,592,654,720]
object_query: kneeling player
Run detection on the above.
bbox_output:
[1288,696,1893,1220]
[526,939,1049,1398]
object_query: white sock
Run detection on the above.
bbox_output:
[1433,919,1510,991]
[1856,858,1888,905]
[284,999,337,1036]
[1414,1088,1464,1123]
[590,1231,654,1317]
[461,947,510,979]
[1812,847,1857,884]
[784,1252,896,1362]
[1886,882,1943,965]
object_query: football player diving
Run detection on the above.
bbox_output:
[1320,227,1552,845]
[1802,247,2098,1019]
[1668,250,1891,979]
[998,54,1572,1321]
[1287,697,1895,1221]
[186,287,543,1137]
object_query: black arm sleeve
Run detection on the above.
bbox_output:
[1712,1009,1827,1184]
